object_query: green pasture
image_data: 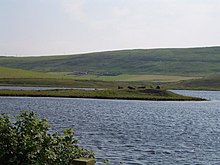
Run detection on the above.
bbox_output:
[0,66,198,83]
[73,74,199,82]
[0,66,72,79]
[0,66,219,90]
[0,89,205,101]
[164,74,220,90]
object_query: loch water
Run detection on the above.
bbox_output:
[0,90,220,165]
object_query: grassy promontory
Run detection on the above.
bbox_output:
[0,88,205,101]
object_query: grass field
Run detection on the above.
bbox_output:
[0,88,205,101]
[0,66,196,82]
[1,66,219,90]
[164,75,220,90]
[0,66,73,79]
[71,74,198,82]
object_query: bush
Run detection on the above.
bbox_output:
[0,111,94,165]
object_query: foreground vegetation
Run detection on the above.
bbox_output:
[0,88,205,101]
[0,111,94,165]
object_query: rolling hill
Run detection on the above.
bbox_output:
[0,66,143,88]
[165,75,220,90]
[0,47,220,77]
[0,66,61,79]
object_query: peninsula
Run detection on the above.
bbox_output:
[0,88,205,101]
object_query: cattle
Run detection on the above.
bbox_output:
[127,86,135,90]
[118,86,123,89]
[156,85,161,89]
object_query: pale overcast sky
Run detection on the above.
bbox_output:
[1,0,220,55]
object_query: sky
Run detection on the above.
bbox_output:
[1,0,220,56]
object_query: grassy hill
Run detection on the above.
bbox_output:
[0,46,220,76]
[0,66,193,84]
[0,66,218,90]
[0,66,146,88]
[164,75,220,90]
[0,66,64,79]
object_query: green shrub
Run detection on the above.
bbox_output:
[0,111,94,165]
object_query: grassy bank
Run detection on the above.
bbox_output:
[0,89,205,101]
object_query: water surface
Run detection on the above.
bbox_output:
[0,90,220,164]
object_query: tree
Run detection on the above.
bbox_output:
[0,111,94,165]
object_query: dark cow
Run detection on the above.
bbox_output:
[128,86,135,90]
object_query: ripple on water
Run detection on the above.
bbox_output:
[0,91,220,164]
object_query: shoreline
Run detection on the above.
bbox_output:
[0,89,206,101]
[0,94,207,101]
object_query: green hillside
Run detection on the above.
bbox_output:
[164,75,220,90]
[0,46,220,76]
[0,66,52,78]
[0,66,146,88]
[0,66,68,79]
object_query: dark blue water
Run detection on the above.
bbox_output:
[0,90,220,165]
